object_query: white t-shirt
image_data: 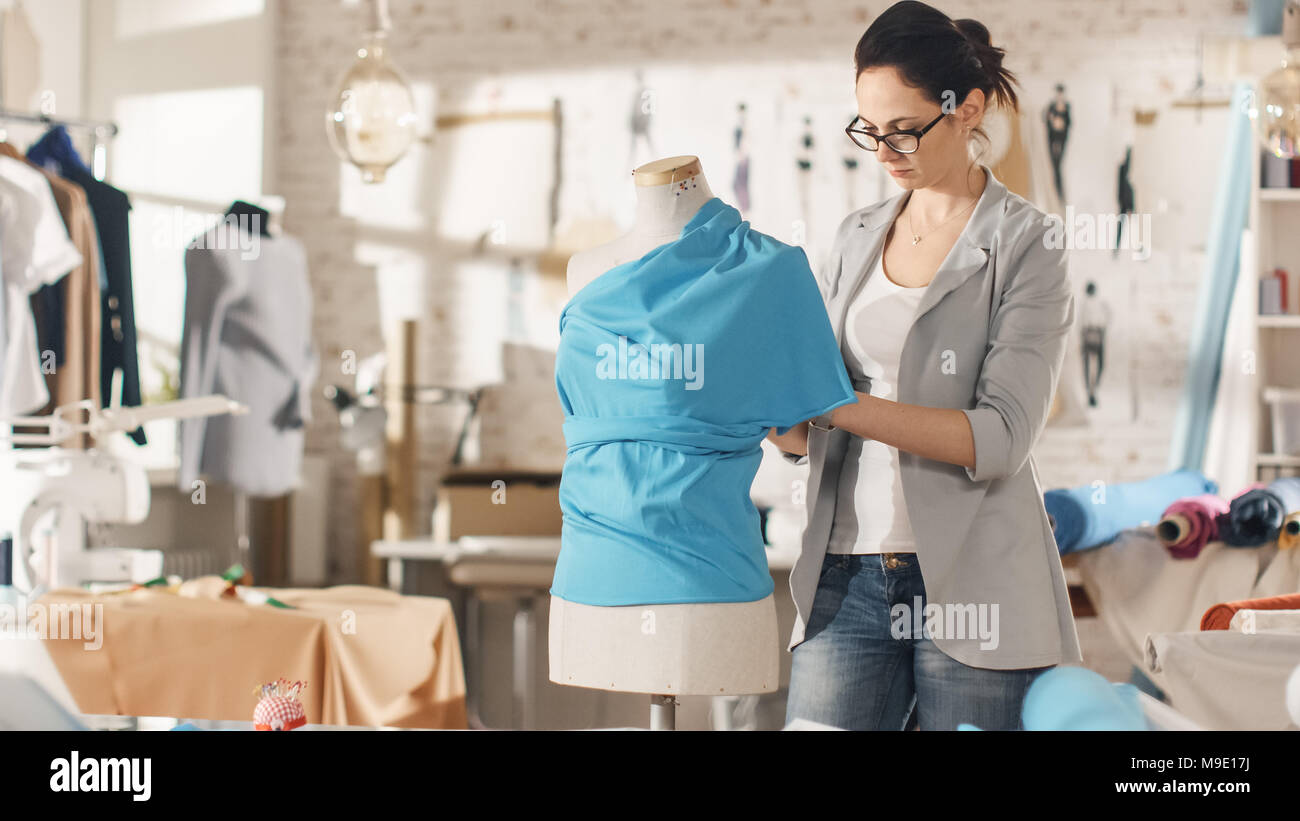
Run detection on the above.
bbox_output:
[0,155,83,417]
[826,252,929,554]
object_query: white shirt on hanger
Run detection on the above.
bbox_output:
[0,154,83,417]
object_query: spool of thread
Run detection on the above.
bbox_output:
[1156,494,1228,559]
[1280,513,1300,551]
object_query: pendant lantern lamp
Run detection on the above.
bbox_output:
[1251,0,1300,159]
[325,0,418,183]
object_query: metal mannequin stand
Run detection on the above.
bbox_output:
[650,695,677,731]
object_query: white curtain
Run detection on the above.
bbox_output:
[1202,227,1259,495]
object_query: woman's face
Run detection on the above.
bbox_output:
[854,65,981,190]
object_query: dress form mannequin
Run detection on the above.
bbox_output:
[550,156,779,728]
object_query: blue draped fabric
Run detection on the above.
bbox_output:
[1167,83,1253,473]
[956,665,1149,732]
[551,196,855,606]
[959,666,1147,731]
[1021,667,1147,730]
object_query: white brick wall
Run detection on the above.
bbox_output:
[276,0,1248,581]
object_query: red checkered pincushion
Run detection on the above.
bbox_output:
[252,678,308,730]
[254,696,306,731]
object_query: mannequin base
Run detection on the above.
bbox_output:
[548,593,779,695]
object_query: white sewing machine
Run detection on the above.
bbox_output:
[0,396,247,591]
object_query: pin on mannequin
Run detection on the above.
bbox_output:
[551,156,780,729]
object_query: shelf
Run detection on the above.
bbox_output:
[1258,314,1300,327]
[146,466,180,486]
[1260,188,1300,202]
[1257,453,1300,467]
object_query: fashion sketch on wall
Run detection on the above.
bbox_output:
[1023,79,1132,427]
[553,65,898,291]
[733,102,752,212]
[1115,145,1138,257]
[1080,280,1113,408]
[1045,83,1071,203]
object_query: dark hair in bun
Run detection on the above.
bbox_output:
[854,1,1019,154]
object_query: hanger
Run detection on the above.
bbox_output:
[225,195,284,237]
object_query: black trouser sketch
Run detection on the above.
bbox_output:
[1082,326,1105,407]
[1048,135,1067,202]
[1115,149,1134,257]
[1113,210,1138,257]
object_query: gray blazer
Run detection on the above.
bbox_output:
[178,230,319,498]
[786,165,1083,670]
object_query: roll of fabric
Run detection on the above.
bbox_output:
[1156,494,1229,559]
[1268,476,1300,513]
[1280,513,1300,551]
[1227,608,1300,634]
[1269,477,1300,550]
[1200,592,1300,630]
[1216,484,1287,547]
[1044,469,1218,555]
[1020,666,1147,731]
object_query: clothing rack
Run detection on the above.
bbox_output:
[0,107,119,181]
[0,107,257,578]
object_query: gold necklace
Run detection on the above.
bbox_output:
[907,196,978,245]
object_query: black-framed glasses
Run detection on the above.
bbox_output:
[846,111,947,154]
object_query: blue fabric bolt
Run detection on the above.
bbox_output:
[1044,469,1218,555]
[551,196,855,606]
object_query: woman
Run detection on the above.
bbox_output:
[770,0,1081,731]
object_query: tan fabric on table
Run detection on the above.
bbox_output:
[37,583,467,729]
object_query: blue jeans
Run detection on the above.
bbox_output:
[785,553,1050,730]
